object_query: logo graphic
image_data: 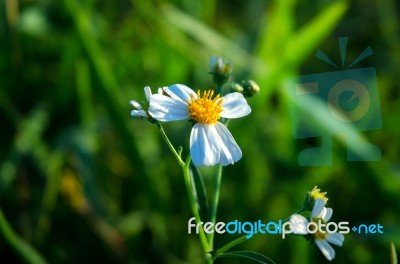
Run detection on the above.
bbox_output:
[188,217,384,239]
[288,37,382,166]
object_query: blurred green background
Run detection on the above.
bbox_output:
[1,0,399,263]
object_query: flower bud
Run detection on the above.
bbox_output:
[230,82,244,93]
[209,56,232,85]
[242,80,260,97]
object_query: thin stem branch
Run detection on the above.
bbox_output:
[208,165,223,248]
[182,155,212,258]
[157,123,185,166]
[213,235,249,258]
[157,123,212,261]
[213,207,306,258]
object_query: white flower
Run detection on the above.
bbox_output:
[148,84,251,166]
[130,86,162,119]
[288,199,344,261]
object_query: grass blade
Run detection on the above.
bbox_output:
[0,210,48,264]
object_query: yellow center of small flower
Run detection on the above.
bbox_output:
[309,186,328,204]
[188,90,223,124]
[310,218,328,240]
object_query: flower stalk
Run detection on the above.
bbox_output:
[157,123,184,166]
[157,122,212,259]
[208,164,222,248]
[181,155,212,257]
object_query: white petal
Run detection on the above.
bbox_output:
[213,122,242,166]
[164,84,196,102]
[190,124,219,166]
[315,239,335,261]
[144,86,152,101]
[311,199,325,218]
[289,214,308,234]
[149,94,189,121]
[130,100,142,110]
[131,110,148,118]
[322,208,333,222]
[326,233,344,247]
[220,92,251,118]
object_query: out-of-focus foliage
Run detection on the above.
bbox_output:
[0,0,399,263]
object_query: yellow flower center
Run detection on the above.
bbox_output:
[188,90,223,124]
[310,217,328,240]
[309,186,328,204]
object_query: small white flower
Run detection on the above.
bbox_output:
[288,199,344,261]
[148,84,251,166]
[130,86,162,119]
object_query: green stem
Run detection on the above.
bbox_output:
[157,123,185,166]
[208,165,222,248]
[217,84,223,96]
[182,156,212,259]
[157,124,211,261]
[0,210,48,264]
[35,152,63,245]
[282,208,305,223]
[213,235,249,258]
[213,207,306,259]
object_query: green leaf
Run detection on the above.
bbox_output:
[217,251,276,264]
[189,163,209,222]
[256,0,296,65]
[35,151,64,245]
[161,4,265,72]
[255,1,348,103]
[284,1,348,68]
[63,0,152,201]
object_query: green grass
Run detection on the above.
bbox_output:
[0,0,399,263]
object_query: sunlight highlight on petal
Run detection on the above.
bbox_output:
[213,122,242,165]
[190,124,219,166]
[326,233,344,247]
[149,94,189,121]
[315,240,335,261]
[165,84,196,102]
[220,92,251,118]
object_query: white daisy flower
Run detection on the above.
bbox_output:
[148,84,251,166]
[288,199,344,261]
[130,86,162,119]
